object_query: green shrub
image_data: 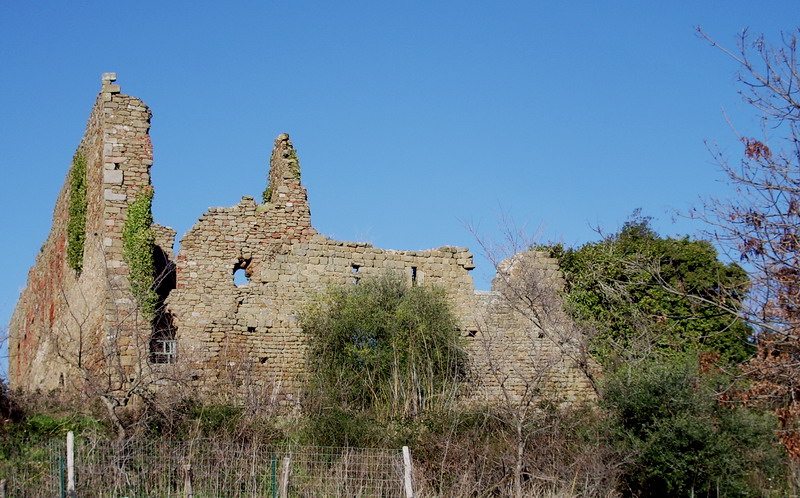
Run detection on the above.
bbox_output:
[301,274,466,446]
[190,404,243,435]
[543,214,753,366]
[603,357,786,496]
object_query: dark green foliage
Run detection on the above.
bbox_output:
[544,214,753,365]
[122,188,157,318]
[301,275,466,447]
[304,405,382,448]
[67,152,87,273]
[189,404,243,435]
[603,357,786,496]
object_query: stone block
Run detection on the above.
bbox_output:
[103,189,126,201]
[103,170,123,184]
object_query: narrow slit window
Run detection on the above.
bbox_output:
[411,266,418,285]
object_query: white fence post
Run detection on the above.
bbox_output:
[402,446,414,498]
[280,456,291,498]
[183,464,193,498]
[66,431,76,497]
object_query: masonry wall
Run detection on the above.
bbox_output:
[9,74,155,392]
[166,135,596,405]
[10,77,597,407]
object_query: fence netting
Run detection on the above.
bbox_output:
[1,438,407,497]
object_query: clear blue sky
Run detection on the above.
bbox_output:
[1,1,796,374]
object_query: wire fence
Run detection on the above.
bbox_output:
[1,437,409,497]
[0,438,64,498]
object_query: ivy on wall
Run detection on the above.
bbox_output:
[122,187,157,319]
[67,153,87,273]
[261,149,300,204]
[286,149,301,180]
[261,185,273,204]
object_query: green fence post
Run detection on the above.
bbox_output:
[271,454,277,498]
[59,454,66,498]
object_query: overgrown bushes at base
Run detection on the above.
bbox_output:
[301,274,466,447]
[603,356,787,497]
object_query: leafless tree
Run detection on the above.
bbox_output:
[49,237,192,440]
[694,27,800,461]
[465,221,613,497]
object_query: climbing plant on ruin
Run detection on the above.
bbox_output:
[67,152,87,273]
[286,149,301,179]
[261,184,273,203]
[122,187,157,319]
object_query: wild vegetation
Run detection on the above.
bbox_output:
[4,28,800,497]
[301,274,466,447]
[122,186,158,319]
[544,215,753,366]
[66,152,87,273]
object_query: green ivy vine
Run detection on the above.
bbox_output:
[122,188,157,319]
[67,153,87,273]
[261,185,273,204]
[287,149,301,179]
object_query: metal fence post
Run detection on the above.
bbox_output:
[59,454,66,498]
[402,446,414,498]
[271,453,277,498]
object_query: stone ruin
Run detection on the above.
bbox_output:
[8,74,596,407]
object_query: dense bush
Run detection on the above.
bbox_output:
[603,356,786,496]
[301,274,466,447]
[545,215,753,366]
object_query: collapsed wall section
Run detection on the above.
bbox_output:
[9,74,156,391]
[464,251,598,404]
[167,133,596,405]
[167,134,478,401]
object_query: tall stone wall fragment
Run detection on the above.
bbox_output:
[9,74,160,392]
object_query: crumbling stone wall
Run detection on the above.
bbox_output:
[9,75,597,407]
[464,252,598,404]
[166,134,595,404]
[9,74,155,391]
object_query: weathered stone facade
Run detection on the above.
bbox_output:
[9,76,596,406]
